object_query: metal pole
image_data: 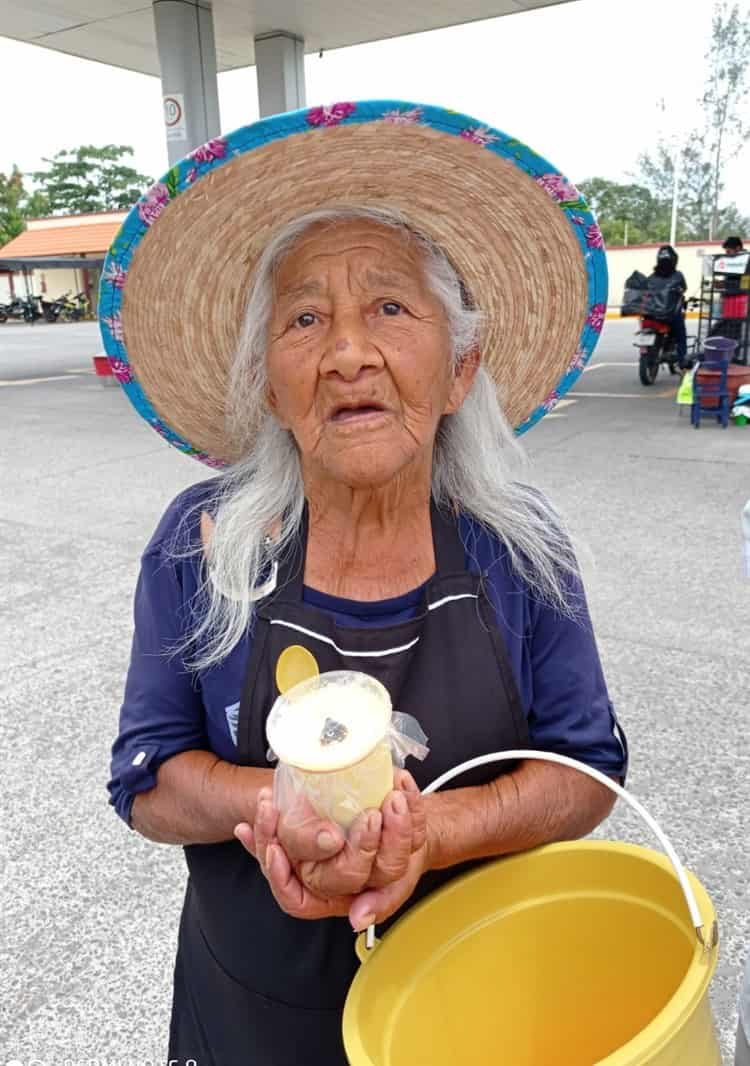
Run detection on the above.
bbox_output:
[669,147,681,247]
[153,0,221,165]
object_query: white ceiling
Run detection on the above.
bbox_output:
[1,0,576,76]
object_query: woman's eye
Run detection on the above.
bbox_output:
[381,301,403,316]
[294,312,317,329]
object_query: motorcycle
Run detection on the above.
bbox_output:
[633,297,700,385]
[0,295,43,323]
[622,271,697,386]
[53,290,91,322]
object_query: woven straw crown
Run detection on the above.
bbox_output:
[99,101,607,467]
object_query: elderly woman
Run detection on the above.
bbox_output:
[104,101,626,1065]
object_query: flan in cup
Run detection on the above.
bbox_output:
[266,670,394,828]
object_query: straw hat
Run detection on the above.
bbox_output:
[99,100,607,467]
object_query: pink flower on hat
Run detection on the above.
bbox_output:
[460,125,498,147]
[103,262,127,289]
[382,107,423,125]
[101,312,124,341]
[306,102,356,127]
[186,167,199,184]
[571,214,586,226]
[569,348,587,372]
[536,174,580,203]
[189,138,228,163]
[586,303,607,333]
[137,182,170,226]
[542,389,560,413]
[108,357,133,383]
[585,224,604,249]
[197,453,230,469]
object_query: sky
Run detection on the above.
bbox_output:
[1,0,748,213]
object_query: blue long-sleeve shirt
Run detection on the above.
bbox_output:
[108,481,627,824]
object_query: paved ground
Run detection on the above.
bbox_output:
[0,321,96,382]
[1,320,748,1064]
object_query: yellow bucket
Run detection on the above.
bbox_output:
[343,754,720,1066]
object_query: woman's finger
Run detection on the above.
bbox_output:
[349,869,410,931]
[266,843,305,908]
[394,769,427,852]
[299,809,381,898]
[399,775,427,852]
[266,844,352,922]
[254,789,279,872]
[233,821,256,857]
[368,789,413,888]
[278,800,346,864]
[393,769,419,793]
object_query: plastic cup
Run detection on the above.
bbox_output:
[266,670,394,828]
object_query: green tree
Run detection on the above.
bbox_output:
[636,0,750,241]
[637,137,750,241]
[0,166,50,248]
[577,178,670,245]
[32,145,153,215]
[703,0,750,237]
[0,167,26,247]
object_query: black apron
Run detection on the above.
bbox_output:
[169,504,530,1066]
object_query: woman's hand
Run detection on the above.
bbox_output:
[294,770,426,900]
[234,789,354,920]
[234,771,430,922]
[348,838,431,932]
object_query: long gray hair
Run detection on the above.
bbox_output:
[179,205,578,671]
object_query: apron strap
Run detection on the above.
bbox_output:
[430,499,467,574]
[275,506,309,599]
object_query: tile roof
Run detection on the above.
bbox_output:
[0,221,120,258]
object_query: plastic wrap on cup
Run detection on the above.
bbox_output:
[266,670,429,830]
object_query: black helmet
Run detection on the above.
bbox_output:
[657,244,678,263]
[655,245,678,274]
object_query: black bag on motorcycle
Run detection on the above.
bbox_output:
[621,271,648,316]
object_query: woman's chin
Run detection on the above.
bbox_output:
[317,449,420,491]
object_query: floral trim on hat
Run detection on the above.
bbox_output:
[100,100,607,464]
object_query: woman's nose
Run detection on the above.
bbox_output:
[321,313,383,379]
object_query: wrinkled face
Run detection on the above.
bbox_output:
[265,220,478,488]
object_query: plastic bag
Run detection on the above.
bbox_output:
[271,711,429,832]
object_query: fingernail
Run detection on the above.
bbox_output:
[392,792,408,815]
[352,912,376,932]
[317,830,337,851]
[368,811,382,834]
[267,844,278,873]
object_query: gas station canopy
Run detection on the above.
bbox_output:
[2,0,578,166]
[2,0,573,76]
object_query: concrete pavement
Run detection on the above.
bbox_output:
[1,319,748,1063]
[0,321,98,381]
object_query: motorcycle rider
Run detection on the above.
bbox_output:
[649,245,688,368]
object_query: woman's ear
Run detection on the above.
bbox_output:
[444,349,481,415]
[265,385,289,428]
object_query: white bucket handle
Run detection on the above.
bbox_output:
[365,750,718,952]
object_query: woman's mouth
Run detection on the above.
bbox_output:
[330,404,387,423]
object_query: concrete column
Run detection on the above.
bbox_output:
[254,32,306,117]
[153,0,221,165]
